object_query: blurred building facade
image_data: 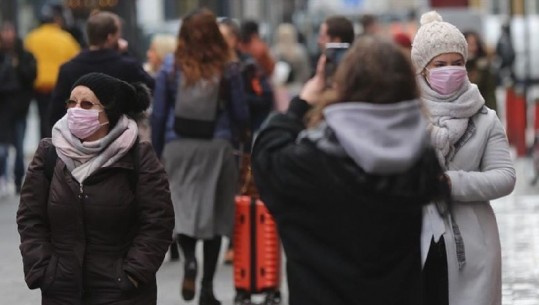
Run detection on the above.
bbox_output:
[0,0,537,82]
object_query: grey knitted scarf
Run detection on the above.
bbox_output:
[51,115,138,183]
[418,76,484,168]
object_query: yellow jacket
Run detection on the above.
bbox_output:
[24,24,80,92]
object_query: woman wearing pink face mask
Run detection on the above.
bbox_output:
[411,11,516,305]
[17,72,174,305]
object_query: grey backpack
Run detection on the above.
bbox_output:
[173,74,223,139]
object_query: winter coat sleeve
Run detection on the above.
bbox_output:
[151,56,175,157]
[123,142,174,285]
[446,112,516,202]
[16,139,55,289]
[252,97,322,213]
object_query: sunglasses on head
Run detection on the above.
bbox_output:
[65,99,102,110]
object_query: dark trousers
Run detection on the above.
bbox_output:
[12,118,26,189]
[34,91,52,139]
[422,236,449,305]
[0,143,7,178]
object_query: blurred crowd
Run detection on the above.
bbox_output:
[0,3,516,197]
[4,2,520,305]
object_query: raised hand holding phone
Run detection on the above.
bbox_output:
[300,55,326,105]
[324,42,350,87]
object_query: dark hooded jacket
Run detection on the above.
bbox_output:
[17,139,174,305]
[252,97,450,305]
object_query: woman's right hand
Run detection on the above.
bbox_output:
[300,55,326,105]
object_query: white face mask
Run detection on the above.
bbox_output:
[67,108,109,139]
[425,66,468,95]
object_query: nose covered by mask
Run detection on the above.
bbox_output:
[426,66,468,95]
[67,108,109,139]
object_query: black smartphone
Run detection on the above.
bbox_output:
[324,42,350,86]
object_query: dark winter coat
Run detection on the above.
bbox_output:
[17,139,174,305]
[252,98,449,305]
[0,39,36,142]
[238,52,274,133]
[48,49,155,128]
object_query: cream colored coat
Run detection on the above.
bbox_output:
[422,107,516,305]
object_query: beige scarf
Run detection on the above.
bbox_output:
[51,115,139,183]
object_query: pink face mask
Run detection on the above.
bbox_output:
[426,66,468,95]
[67,108,109,139]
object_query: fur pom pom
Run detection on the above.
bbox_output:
[131,82,151,113]
[420,11,443,25]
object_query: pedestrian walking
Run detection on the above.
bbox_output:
[24,2,80,139]
[495,23,516,87]
[271,23,311,110]
[218,18,274,136]
[252,35,451,305]
[0,21,37,194]
[239,20,275,78]
[17,72,174,305]
[218,17,274,265]
[411,11,516,305]
[151,8,248,305]
[314,15,355,65]
[48,10,154,130]
[464,31,498,114]
[358,14,381,36]
[143,32,179,259]
[144,34,177,77]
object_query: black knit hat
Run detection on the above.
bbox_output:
[72,72,151,128]
[72,72,130,107]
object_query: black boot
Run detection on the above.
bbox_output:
[199,284,221,305]
[181,258,197,301]
[169,240,180,262]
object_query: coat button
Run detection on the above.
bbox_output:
[117,277,122,282]
[85,195,88,199]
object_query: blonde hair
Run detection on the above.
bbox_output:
[151,34,177,62]
[273,23,300,61]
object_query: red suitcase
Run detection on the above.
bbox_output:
[233,195,281,305]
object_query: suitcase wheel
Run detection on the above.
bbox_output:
[234,291,252,305]
[263,290,281,305]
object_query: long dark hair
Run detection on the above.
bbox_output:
[175,8,231,86]
[463,31,487,58]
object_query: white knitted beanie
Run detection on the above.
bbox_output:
[411,11,468,73]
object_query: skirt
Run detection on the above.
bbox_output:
[162,138,238,239]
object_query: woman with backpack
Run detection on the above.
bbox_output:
[151,8,248,305]
[17,72,174,305]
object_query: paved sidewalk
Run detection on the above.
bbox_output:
[492,158,539,305]
[2,106,538,305]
